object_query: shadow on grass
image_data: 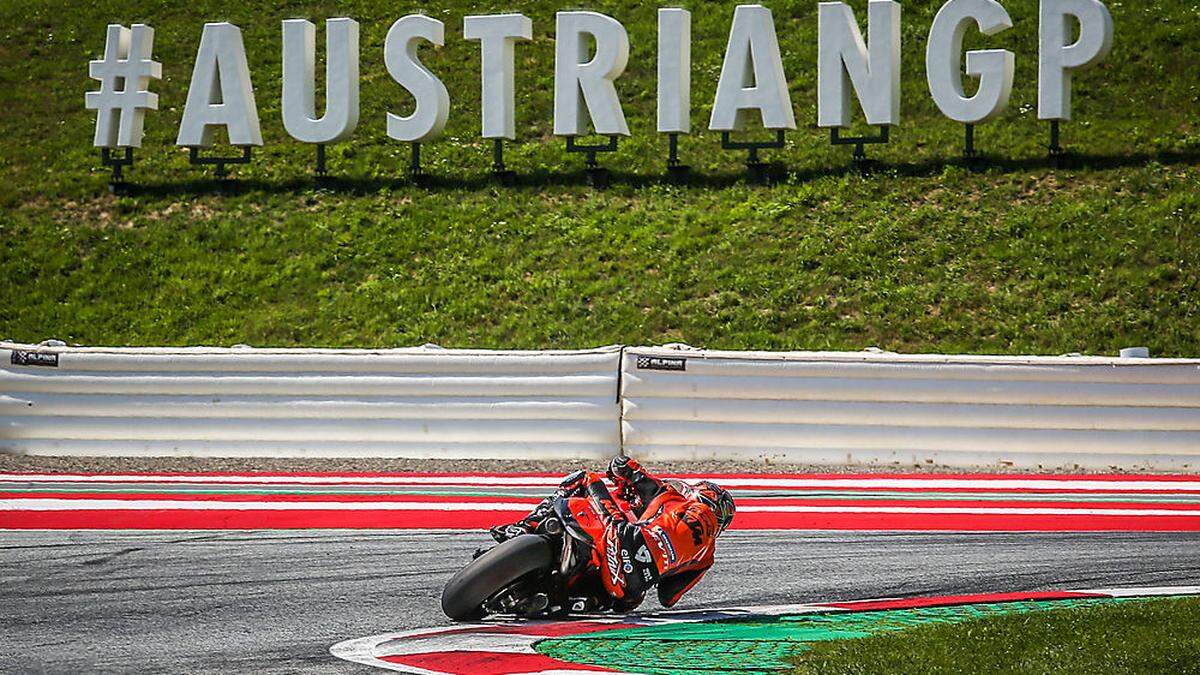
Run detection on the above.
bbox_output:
[115,148,1200,197]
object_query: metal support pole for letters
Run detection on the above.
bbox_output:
[665,133,689,183]
[566,135,619,188]
[100,147,135,193]
[408,142,430,185]
[315,144,327,178]
[1048,120,1065,166]
[720,129,785,183]
[188,146,253,182]
[830,126,889,171]
[492,139,515,185]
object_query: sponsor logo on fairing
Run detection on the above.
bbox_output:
[681,508,709,546]
[605,531,625,587]
[649,526,678,564]
[620,549,634,574]
[634,546,653,564]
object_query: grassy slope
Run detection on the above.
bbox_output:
[792,596,1200,674]
[0,0,1197,352]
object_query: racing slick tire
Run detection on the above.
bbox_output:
[440,535,554,621]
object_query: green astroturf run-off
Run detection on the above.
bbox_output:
[535,598,1144,674]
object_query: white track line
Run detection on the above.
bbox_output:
[3,499,1198,516]
[3,474,1199,491]
[0,474,563,486]
[1085,586,1200,596]
[0,499,534,511]
[740,505,1200,516]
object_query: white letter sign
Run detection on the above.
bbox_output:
[553,12,631,136]
[86,24,161,148]
[1038,0,1113,120]
[709,5,795,131]
[817,0,902,128]
[176,23,263,146]
[281,18,360,144]
[926,0,1014,124]
[657,8,691,134]
[87,5,1122,179]
[385,15,450,143]
[463,14,532,140]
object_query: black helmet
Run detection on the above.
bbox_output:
[695,480,735,534]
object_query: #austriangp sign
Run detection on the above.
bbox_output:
[86,0,1114,185]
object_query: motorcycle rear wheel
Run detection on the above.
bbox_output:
[440,535,554,621]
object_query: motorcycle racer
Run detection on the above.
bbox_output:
[489,456,735,611]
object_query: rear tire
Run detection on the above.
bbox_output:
[440,535,554,621]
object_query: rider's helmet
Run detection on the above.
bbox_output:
[694,480,735,535]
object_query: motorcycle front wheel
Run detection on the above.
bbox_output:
[440,535,554,621]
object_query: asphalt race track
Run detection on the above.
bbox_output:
[3,529,1200,673]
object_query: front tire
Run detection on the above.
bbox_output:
[441,535,553,621]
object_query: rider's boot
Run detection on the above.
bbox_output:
[490,471,594,543]
[489,491,562,542]
[488,523,533,543]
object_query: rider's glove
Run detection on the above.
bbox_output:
[606,455,642,487]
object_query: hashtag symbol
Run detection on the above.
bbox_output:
[85,24,162,148]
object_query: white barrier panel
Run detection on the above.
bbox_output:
[0,342,620,459]
[622,348,1200,470]
[6,342,1200,469]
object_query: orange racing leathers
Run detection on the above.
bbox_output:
[583,460,719,610]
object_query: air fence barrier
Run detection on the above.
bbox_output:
[2,341,1199,470]
[620,347,1200,470]
[0,343,622,459]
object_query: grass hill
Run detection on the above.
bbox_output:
[1,0,1197,354]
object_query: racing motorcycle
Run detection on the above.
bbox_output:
[441,490,615,621]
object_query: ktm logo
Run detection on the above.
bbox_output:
[681,509,709,546]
